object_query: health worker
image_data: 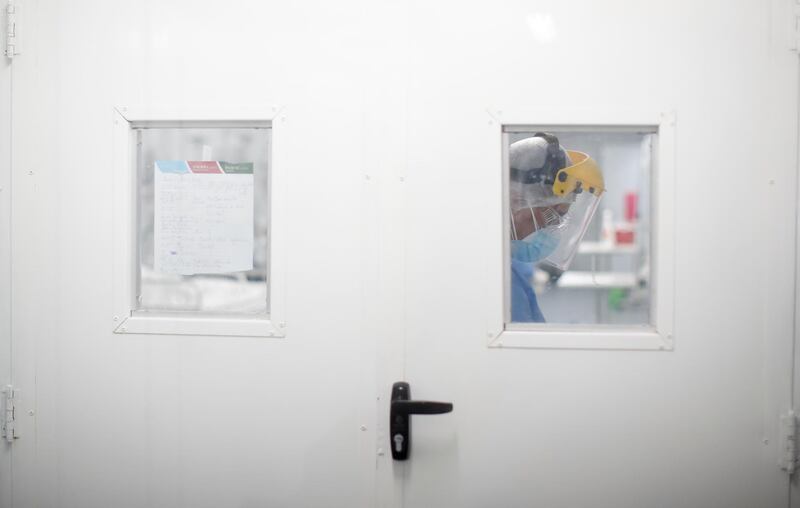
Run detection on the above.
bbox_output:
[509,133,605,322]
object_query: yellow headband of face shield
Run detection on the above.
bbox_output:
[553,150,605,197]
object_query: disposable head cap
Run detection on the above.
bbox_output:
[509,136,553,174]
[509,136,573,208]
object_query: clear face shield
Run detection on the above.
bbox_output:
[510,148,605,273]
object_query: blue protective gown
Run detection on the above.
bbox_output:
[510,259,545,322]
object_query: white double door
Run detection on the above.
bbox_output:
[5,0,799,507]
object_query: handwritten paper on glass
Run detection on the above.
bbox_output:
[154,160,255,275]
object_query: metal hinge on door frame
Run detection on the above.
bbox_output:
[2,385,16,443]
[780,410,797,474]
[790,0,800,52]
[4,0,18,59]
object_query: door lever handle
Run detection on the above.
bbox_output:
[390,381,453,461]
[391,400,453,416]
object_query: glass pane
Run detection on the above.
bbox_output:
[506,128,653,326]
[134,126,270,316]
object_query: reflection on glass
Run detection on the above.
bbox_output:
[507,129,653,326]
[135,126,270,315]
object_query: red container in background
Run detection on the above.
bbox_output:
[625,192,638,222]
[615,229,635,244]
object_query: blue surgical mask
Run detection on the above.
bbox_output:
[511,229,559,264]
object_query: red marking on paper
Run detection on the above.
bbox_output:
[187,161,222,174]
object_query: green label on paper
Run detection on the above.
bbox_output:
[219,162,254,174]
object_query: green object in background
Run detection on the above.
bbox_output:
[608,288,626,311]
[219,161,254,174]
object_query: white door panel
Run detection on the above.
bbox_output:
[11,0,380,507]
[389,1,797,507]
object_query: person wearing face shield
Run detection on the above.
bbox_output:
[509,133,605,322]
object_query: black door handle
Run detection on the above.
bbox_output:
[390,381,453,461]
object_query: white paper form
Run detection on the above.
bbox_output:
[154,160,255,275]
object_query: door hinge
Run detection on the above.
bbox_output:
[780,410,797,474]
[2,385,17,443]
[4,1,18,59]
[790,0,800,52]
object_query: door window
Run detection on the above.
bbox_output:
[505,127,655,327]
[111,113,283,337]
[134,125,271,316]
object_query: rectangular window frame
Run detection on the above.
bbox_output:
[486,110,675,351]
[111,106,287,338]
